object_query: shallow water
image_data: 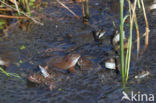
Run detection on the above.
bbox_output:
[0,0,156,103]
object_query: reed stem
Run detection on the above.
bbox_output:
[120,0,125,85]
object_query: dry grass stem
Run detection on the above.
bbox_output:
[141,0,150,53]
[128,0,140,59]
[56,0,79,19]
[0,14,29,19]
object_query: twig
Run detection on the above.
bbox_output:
[56,0,79,19]
[0,7,12,11]
[0,14,29,19]
[0,0,43,25]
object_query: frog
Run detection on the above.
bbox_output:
[28,73,57,90]
[45,53,81,73]
[27,53,80,89]
[28,53,97,90]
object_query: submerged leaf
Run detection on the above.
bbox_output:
[19,60,23,64]
[20,45,26,50]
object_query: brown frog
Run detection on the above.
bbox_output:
[46,53,81,73]
[28,64,71,90]
[28,54,96,90]
[28,73,57,90]
[28,53,80,89]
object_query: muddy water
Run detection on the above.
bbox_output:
[0,0,156,103]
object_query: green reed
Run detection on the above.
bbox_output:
[0,67,22,79]
[18,0,36,16]
[85,0,90,19]
[0,0,36,16]
[120,0,125,86]
[120,0,146,87]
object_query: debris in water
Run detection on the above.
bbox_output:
[105,58,116,70]
[135,71,150,79]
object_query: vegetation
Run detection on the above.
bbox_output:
[0,0,38,78]
[0,67,21,79]
[0,0,42,30]
[120,0,149,87]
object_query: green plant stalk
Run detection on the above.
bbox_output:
[0,66,22,80]
[137,0,141,8]
[25,0,31,16]
[18,0,31,16]
[125,39,130,78]
[125,0,137,82]
[120,0,125,85]
[125,15,133,82]
[0,67,9,76]
[14,0,20,15]
[125,0,131,83]
[125,36,132,82]
[85,0,90,19]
